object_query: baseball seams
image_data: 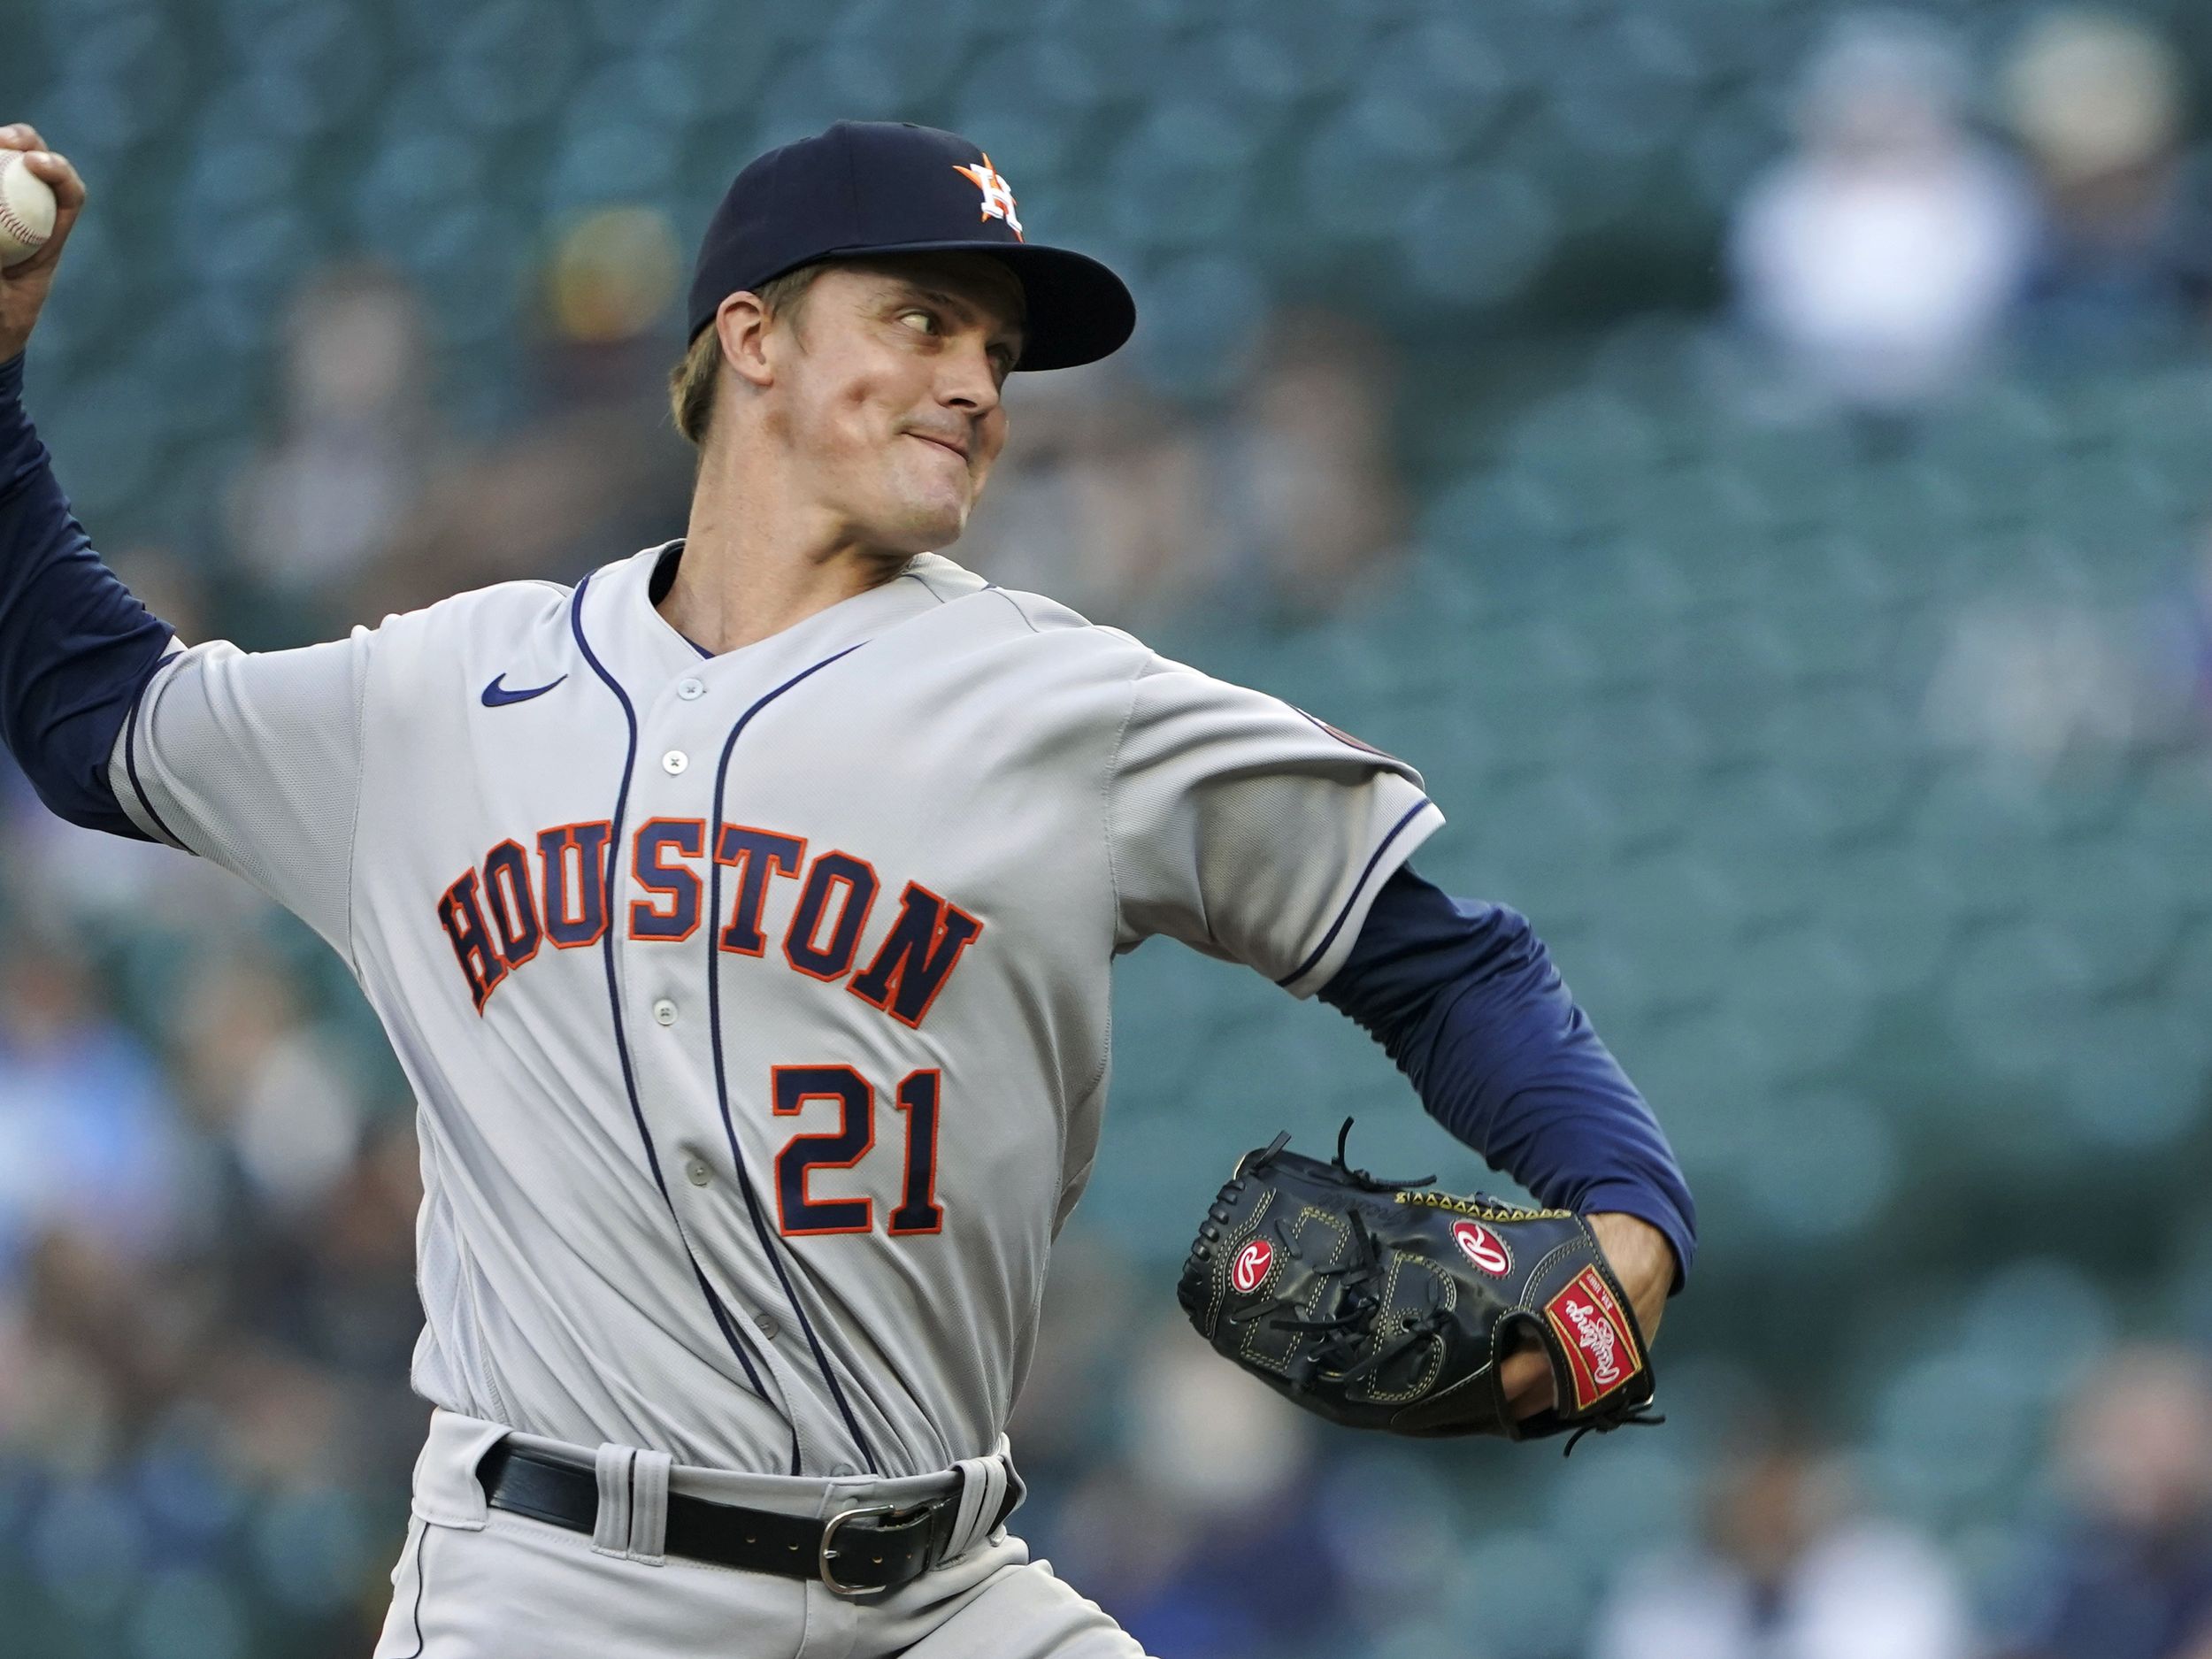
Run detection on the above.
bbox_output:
[0,155,49,263]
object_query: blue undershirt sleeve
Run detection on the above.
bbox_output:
[0,351,178,839]
[1318,862,1698,1292]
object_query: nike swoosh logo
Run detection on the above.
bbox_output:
[481,672,568,707]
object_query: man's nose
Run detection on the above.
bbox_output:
[939,336,1002,414]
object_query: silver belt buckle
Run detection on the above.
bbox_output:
[818,1502,898,1598]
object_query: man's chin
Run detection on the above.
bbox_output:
[873,497,970,553]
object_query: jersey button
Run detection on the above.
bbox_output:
[684,1158,711,1187]
[662,749,688,775]
[652,998,679,1026]
[754,1312,780,1340]
[677,678,705,701]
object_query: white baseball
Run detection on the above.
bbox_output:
[0,152,57,267]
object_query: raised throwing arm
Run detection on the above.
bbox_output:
[0,122,375,961]
[0,124,179,835]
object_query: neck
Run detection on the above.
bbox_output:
[661,442,913,655]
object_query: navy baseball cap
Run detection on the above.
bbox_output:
[685,120,1135,373]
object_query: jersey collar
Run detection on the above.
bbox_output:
[571,539,983,700]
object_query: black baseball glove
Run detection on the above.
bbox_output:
[1177,1122,1659,1449]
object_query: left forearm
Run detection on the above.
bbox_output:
[1320,864,1698,1292]
[1588,1210,1674,1342]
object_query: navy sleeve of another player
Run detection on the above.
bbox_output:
[0,352,177,838]
[1319,863,1698,1293]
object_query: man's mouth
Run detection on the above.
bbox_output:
[910,433,968,463]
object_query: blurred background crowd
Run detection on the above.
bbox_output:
[8,0,2212,1654]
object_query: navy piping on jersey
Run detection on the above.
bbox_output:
[985,586,1040,635]
[1274,797,1434,988]
[567,572,779,1423]
[120,666,186,850]
[899,569,948,605]
[703,642,885,1479]
[398,1518,430,1657]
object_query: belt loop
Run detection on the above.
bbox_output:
[592,1444,673,1566]
[940,1450,1013,1564]
[415,1410,507,1531]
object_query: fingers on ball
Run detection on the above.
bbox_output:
[14,150,83,206]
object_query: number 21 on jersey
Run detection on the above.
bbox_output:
[771,1065,944,1238]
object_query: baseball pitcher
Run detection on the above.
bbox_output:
[0,119,1696,1656]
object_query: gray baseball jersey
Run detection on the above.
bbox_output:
[109,540,1441,1480]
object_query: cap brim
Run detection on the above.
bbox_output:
[804,238,1136,372]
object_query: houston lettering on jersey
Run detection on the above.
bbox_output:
[435,818,984,1026]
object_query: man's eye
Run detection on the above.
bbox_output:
[900,309,939,334]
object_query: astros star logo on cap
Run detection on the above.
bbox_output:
[952,154,1023,241]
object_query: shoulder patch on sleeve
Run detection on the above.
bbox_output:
[1292,705,1402,763]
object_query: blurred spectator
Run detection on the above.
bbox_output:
[0,933,198,1295]
[1730,12,2034,424]
[1992,1345,2212,1659]
[1586,1433,1974,1659]
[955,359,1219,626]
[0,931,209,1486]
[2002,11,2212,349]
[347,205,695,620]
[226,264,436,633]
[1038,1317,1351,1659]
[1207,305,1409,627]
[167,948,365,1221]
[2144,523,2212,751]
[1924,595,2150,776]
[961,304,1405,629]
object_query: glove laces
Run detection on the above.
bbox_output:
[1329,1117,1437,1193]
[1561,1403,1667,1457]
[1263,1202,1448,1386]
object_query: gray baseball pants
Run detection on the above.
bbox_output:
[372,1407,1148,1659]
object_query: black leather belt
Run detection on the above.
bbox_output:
[474,1440,1013,1595]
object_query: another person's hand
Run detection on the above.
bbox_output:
[1501,1210,1675,1419]
[0,126,87,365]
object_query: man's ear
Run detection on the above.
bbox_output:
[715,292,776,390]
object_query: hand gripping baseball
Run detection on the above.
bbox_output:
[1179,1122,1662,1448]
[0,125,88,364]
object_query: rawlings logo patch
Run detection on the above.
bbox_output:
[1450,1219,1511,1277]
[1231,1238,1273,1294]
[1544,1267,1640,1410]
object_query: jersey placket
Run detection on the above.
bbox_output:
[572,549,954,1478]
[564,569,816,1474]
[625,657,882,1479]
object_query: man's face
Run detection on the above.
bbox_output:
[750,253,1025,557]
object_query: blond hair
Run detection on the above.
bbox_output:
[667,262,827,449]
